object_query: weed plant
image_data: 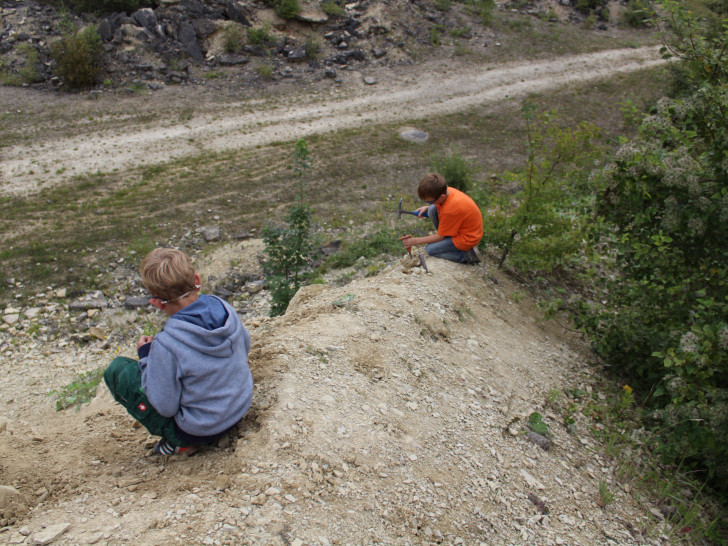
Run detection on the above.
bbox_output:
[50,25,102,89]
[321,0,344,16]
[429,151,475,193]
[223,22,246,53]
[50,367,105,411]
[249,24,274,46]
[266,0,300,19]
[304,34,322,60]
[321,227,403,271]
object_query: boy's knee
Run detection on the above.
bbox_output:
[104,356,137,394]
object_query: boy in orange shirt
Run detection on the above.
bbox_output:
[400,173,483,264]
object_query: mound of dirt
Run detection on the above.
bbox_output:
[0,246,658,544]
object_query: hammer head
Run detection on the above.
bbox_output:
[397,198,403,219]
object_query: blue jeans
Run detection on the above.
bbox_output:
[425,205,471,264]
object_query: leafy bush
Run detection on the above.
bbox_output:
[622,0,653,27]
[263,140,315,316]
[577,0,728,492]
[223,22,246,53]
[50,25,103,89]
[266,0,301,19]
[321,0,344,16]
[461,0,495,25]
[485,101,602,272]
[323,227,403,270]
[248,24,274,46]
[304,33,322,59]
[429,151,475,193]
[0,43,41,86]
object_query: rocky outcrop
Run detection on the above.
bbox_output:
[0,0,506,91]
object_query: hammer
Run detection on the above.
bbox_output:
[397,198,429,219]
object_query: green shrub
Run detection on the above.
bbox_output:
[249,24,274,46]
[461,0,495,25]
[321,0,344,16]
[622,0,653,27]
[322,227,402,271]
[50,25,103,89]
[223,22,246,53]
[266,0,301,19]
[429,151,475,193]
[576,0,728,493]
[263,140,315,316]
[486,101,602,272]
[435,0,452,11]
[304,33,322,59]
[0,43,41,86]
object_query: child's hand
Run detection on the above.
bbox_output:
[137,335,154,349]
[415,206,429,217]
[399,235,413,251]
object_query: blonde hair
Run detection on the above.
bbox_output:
[418,173,447,201]
[140,248,196,302]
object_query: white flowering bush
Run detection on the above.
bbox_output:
[577,0,728,491]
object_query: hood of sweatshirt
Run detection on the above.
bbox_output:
[163,295,239,358]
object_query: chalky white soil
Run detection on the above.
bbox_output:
[0,249,668,545]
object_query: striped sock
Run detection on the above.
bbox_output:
[154,438,176,455]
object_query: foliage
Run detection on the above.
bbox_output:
[50,367,105,411]
[263,139,315,316]
[484,101,602,273]
[304,33,322,59]
[461,0,495,25]
[577,0,728,493]
[527,412,550,436]
[622,0,653,28]
[322,227,403,270]
[223,22,246,53]
[248,24,274,46]
[68,0,153,13]
[574,0,606,16]
[0,43,42,86]
[430,150,475,193]
[321,0,344,16]
[50,25,102,89]
[266,0,301,19]
[435,0,452,11]
[597,480,615,507]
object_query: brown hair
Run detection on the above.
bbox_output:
[417,173,448,201]
[140,248,196,302]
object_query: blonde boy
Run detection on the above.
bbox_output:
[104,248,253,455]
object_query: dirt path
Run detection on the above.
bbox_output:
[0,46,663,196]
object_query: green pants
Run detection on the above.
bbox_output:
[104,357,190,447]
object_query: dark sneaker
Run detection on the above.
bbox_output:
[153,438,198,456]
[465,247,481,264]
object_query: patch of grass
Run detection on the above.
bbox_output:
[249,24,274,46]
[305,33,322,59]
[223,21,246,53]
[597,480,615,507]
[322,227,403,271]
[256,62,275,80]
[50,367,105,411]
[321,0,344,16]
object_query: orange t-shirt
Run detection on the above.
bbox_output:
[436,187,483,251]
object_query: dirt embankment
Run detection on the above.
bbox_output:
[0,247,666,545]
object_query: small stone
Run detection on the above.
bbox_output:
[55,288,67,298]
[399,128,429,143]
[2,314,19,325]
[363,76,377,85]
[202,225,221,242]
[32,523,71,545]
